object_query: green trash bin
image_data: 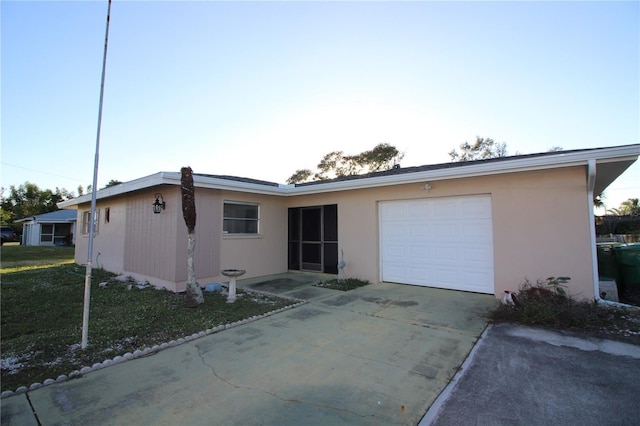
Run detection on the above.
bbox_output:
[597,244,620,280]
[614,244,640,288]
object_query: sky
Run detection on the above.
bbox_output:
[2,0,638,212]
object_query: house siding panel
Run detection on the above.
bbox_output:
[219,191,288,281]
[173,188,223,290]
[124,189,179,286]
[74,199,126,274]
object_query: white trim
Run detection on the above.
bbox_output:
[57,144,640,208]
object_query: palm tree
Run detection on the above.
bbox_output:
[619,198,640,216]
[181,167,204,306]
[608,198,640,216]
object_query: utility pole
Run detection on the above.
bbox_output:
[82,0,112,349]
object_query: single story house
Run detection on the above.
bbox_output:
[16,210,76,246]
[58,144,640,300]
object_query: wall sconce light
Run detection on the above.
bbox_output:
[152,193,166,214]
[422,183,432,192]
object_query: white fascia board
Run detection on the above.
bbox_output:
[57,172,284,208]
[156,172,286,195]
[191,175,284,196]
[57,172,178,208]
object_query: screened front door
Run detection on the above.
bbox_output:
[288,204,338,274]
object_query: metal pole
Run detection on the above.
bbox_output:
[82,0,112,349]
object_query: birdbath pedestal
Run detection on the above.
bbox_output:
[221,269,246,303]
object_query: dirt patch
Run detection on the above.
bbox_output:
[285,307,331,321]
[619,285,640,307]
[246,278,311,293]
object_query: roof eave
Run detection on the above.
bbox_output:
[191,175,286,196]
[57,171,287,208]
[57,172,181,208]
[284,144,640,195]
[56,144,639,204]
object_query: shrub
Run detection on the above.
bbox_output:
[490,276,640,335]
[314,278,370,291]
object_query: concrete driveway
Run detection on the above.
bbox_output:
[1,273,496,425]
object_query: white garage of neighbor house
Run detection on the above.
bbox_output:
[16,210,76,246]
[58,144,640,300]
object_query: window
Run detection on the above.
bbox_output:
[223,202,259,235]
[82,210,100,235]
[40,224,53,243]
[104,207,110,223]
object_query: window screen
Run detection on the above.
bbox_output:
[223,202,259,234]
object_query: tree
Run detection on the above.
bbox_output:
[0,183,72,227]
[609,198,640,216]
[103,179,122,188]
[287,143,404,184]
[287,169,313,185]
[76,180,118,195]
[77,185,93,196]
[180,167,204,306]
[448,137,508,162]
[355,143,405,173]
[314,150,352,181]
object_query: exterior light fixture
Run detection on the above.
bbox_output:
[152,193,166,214]
[422,183,432,192]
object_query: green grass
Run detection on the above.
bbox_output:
[0,246,296,392]
[314,278,371,291]
[1,245,75,272]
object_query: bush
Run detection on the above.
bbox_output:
[314,278,370,291]
[490,276,640,336]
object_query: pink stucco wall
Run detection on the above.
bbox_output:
[73,165,595,298]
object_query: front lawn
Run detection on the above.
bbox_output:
[0,246,298,393]
[1,245,75,271]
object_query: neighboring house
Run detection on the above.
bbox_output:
[16,210,76,246]
[58,144,640,300]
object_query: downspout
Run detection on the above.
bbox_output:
[587,160,600,302]
[588,160,636,308]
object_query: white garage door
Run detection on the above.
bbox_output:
[380,195,494,294]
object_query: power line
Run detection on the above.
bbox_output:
[1,162,86,184]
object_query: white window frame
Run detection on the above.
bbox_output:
[81,210,100,235]
[223,201,259,235]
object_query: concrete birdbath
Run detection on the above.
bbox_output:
[221,269,246,303]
